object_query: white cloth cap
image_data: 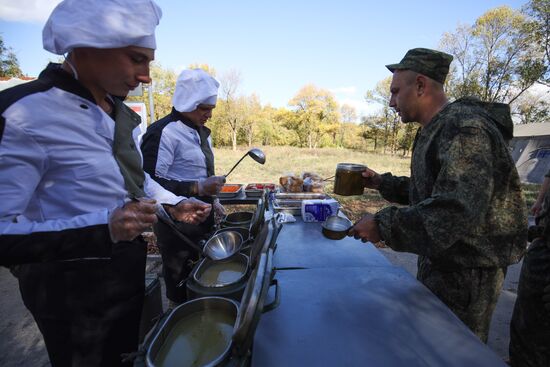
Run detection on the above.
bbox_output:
[172,69,220,113]
[43,0,162,55]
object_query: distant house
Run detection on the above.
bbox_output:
[510,123,550,184]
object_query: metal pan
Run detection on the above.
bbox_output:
[321,216,352,240]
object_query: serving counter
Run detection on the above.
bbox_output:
[251,219,507,367]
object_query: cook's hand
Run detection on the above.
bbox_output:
[362,168,382,190]
[213,199,226,226]
[168,197,212,225]
[198,176,226,196]
[543,284,550,313]
[109,198,158,242]
[348,213,381,243]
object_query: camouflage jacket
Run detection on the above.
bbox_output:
[374,98,527,268]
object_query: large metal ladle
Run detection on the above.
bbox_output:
[224,148,266,178]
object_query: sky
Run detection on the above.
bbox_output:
[0,0,528,120]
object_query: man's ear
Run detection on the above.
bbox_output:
[416,75,426,96]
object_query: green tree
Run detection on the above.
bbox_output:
[0,36,22,77]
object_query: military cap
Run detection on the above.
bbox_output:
[386,48,453,84]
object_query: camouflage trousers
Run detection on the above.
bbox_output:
[509,239,550,367]
[417,257,506,343]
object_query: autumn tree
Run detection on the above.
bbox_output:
[187,63,217,77]
[440,6,546,104]
[523,0,550,85]
[287,84,340,149]
[216,69,243,150]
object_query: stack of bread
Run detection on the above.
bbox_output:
[279,172,324,193]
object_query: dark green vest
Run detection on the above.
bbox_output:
[112,98,146,199]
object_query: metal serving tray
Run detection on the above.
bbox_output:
[218,184,243,198]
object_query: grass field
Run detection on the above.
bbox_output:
[214,146,538,222]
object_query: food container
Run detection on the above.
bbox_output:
[222,211,254,229]
[187,253,250,302]
[333,163,366,196]
[301,199,339,222]
[272,192,329,216]
[146,251,278,367]
[146,296,238,367]
[244,183,277,197]
[322,215,353,240]
[218,184,243,198]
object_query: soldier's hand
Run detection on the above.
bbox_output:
[543,284,550,312]
[531,201,543,217]
[348,213,381,243]
[198,176,226,196]
[109,198,158,242]
[168,197,212,225]
[362,168,382,190]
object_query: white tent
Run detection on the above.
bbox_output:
[510,123,550,184]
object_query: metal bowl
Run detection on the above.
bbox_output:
[203,231,243,261]
[322,216,353,240]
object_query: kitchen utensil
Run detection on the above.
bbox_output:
[322,215,353,240]
[157,213,242,261]
[333,163,367,196]
[224,148,266,178]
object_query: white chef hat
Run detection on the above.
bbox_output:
[42,0,162,55]
[172,69,220,113]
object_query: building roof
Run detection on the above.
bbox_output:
[0,77,36,92]
[513,123,550,138]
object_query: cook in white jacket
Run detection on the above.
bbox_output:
[0,0,211,365]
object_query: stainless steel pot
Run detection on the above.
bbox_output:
[146,296,239,367]
[322,215,353,240]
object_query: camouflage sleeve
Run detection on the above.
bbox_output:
[377,172,410,205]
[375,124,495,256]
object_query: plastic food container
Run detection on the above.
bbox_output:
[218,184,243,198]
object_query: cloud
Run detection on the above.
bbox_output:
[0,0,61,23]
[336,97,381,123]
[329,86,357,95]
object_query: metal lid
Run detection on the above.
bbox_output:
[249,194,266,237]
[336,163,367,171]
[249,220,273,269]
[231,249,274,357]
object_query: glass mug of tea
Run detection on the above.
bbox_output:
[333,163,367,196]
